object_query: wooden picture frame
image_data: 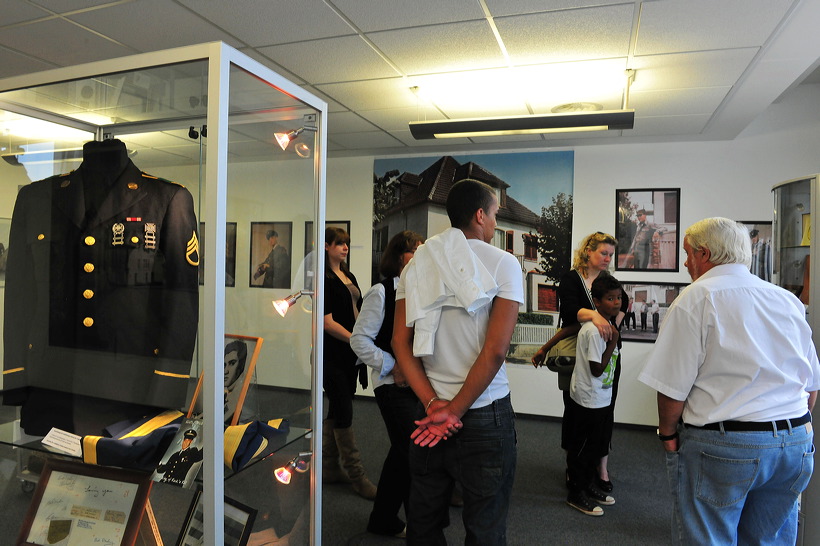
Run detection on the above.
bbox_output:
[615,188,681,272]
[175,488,257,546]
[188,334,264,426]
[304,220,351,266]
[198,222,238,287]
[18,458,152,546]
[620,282,688,343]
[249,221,293,289]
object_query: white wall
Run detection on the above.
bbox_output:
[326,82,820,425]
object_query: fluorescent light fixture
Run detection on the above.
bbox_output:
[409,109,634,140]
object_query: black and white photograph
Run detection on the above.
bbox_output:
[176,489,257,546]
[249,222,292,289]
[616,188,680,272]
[620,282,688,343]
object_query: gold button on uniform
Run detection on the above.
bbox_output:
[131,236,139,244]
[37,234,45,240]
[153,348,159,355]
[82,289,94,299]
[83,317,94,327]
[84,236,95,246]
[84,263,95,273]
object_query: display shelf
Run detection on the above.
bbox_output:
[0,42,326,545]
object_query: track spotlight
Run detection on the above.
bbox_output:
[274,452,312,485]
[272,290,313,317]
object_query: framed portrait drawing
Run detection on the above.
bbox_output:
[621,282,688,343]
[304,220,351,266]
[249,222,293,288]
[616,189,680,272]
[739,221,773,282]
[198,222,237,287]
[18,458,152,546]
[188,334,264,426]
[176,488,257,546]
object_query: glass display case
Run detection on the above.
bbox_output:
[772,174,820,546]
[0,42,325,545]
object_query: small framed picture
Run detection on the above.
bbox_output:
[739,221,773,282]
[305,220,351,265]
[18,458,152,546]
[0,217,10,286]
[188,334,264,426]
[199,222,237,287]
[621,282,688,343]
[176,488,258,546]
[616,188,681,272]
[249,222,293,288]
[151,417,204,489]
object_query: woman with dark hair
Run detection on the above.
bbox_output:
[351,230,424,537]
[322,226,377,499]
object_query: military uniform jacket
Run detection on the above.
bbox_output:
[3,159,199,409]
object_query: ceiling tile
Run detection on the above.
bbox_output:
[484,0,633,17]
[628,114,712,137]
[0,48,55,78]
[176,0,353,46]
[28,0,117,12]
[67,0,243,52]
[327,111,380,133]
[496,4,635,65]
[631,87,732,116]
[636,0,794,55]
[2,0,52,25]
[367,21,505,75]
[317,78,419,111]
[329,130,405,150]
[330,0,485,32]
[0,18,134,67]
[357,106,447,132]
[258,35,400,84]
[631,49,759,91]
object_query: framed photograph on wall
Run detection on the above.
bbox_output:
[0,217,9,286]
[175,488,257,546]
[621,282,688,343]
[198,222,237,287]
[304,220,351,266]
[738,221,773,282]
[188,334,264,426]
[615,188,681,272]
[18,458,152,546]
[249,222,293,289]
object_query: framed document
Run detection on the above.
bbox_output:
[18,458,151,546]
[176,489,257,546]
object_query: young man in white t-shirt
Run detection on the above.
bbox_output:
[566,273,621,516]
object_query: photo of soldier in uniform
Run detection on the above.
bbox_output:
[152,420,204,488]
[250,222,292,289]
[616,188,680,272]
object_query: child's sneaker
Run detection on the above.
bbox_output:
[586,485,615,506]
[567,491,604,516]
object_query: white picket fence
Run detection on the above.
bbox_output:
[511,323,556,345]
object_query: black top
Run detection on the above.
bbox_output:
[323,269,362,368]
[374,277,397,357]
[557,269,629,329]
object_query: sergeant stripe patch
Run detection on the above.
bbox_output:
[186,231,200,266]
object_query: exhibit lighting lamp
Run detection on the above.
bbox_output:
[273,290,313,317]
[274,125,317,151]
[274,452,312,485]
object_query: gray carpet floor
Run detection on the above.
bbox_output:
[323,396,672,545]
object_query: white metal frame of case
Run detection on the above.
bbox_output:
[0,41,327,545]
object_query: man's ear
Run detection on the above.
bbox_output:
[474,207,486,226]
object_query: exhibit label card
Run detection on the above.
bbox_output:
[42,428,83,458]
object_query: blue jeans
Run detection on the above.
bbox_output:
[407,394,517,545]
[666,422,814,545]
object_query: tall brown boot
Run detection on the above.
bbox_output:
[322,419,350,483]
[333,426,377,500]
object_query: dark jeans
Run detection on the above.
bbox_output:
[368,384,419,535]
[407,394,517,546]
[652,312,660,333]
[323,363,357,428]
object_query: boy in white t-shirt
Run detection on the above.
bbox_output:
[566,273,622,516]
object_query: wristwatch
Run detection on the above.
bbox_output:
[657,429,679,442]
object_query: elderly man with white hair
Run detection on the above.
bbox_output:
[639,217,820,545]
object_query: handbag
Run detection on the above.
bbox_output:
[545,270,593,391]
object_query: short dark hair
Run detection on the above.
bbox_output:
[224,340,248,377]
[266,230,279,240]
[591,272,622,300]
[446,179,496,229]
[379,230,424,278]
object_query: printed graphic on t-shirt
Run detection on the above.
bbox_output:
[600,348,619,389]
